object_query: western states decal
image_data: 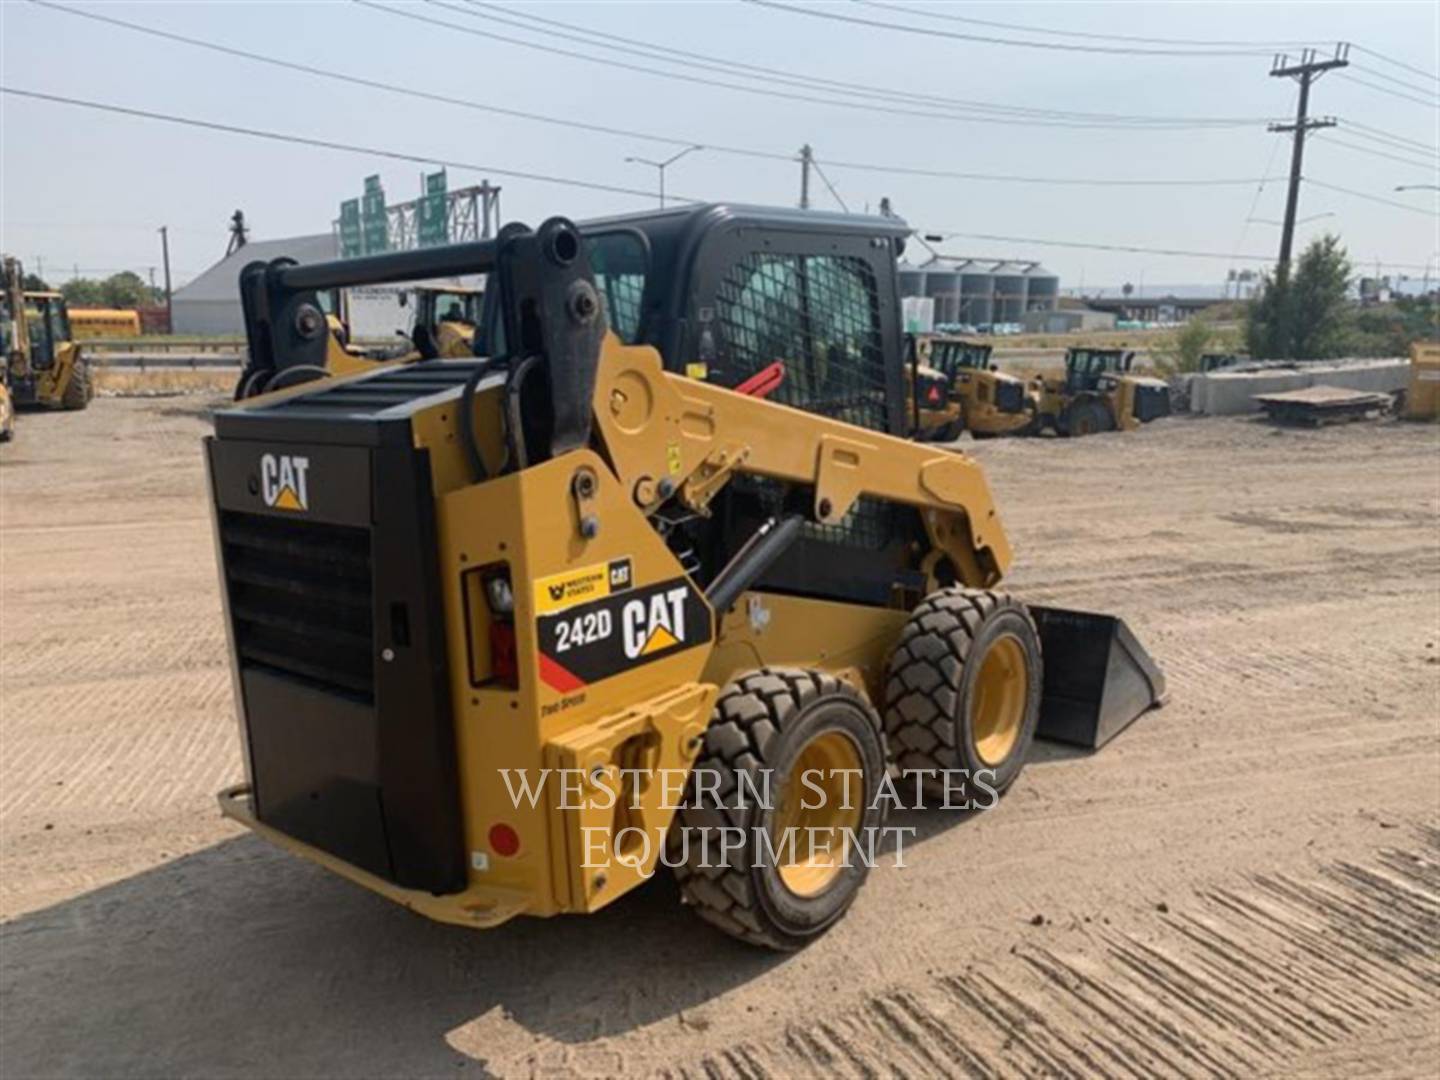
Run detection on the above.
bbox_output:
[536,576,712,692]
[533,557,633,615]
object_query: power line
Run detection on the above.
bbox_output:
[808,159,849,213]
[1304,177,1440,216]
[920,228,1438,270]
[1336,72,1440,108]
[1,220,214,234]
[28,0,1289,191]
[810,157,1281,187]
[1342,122,1439,155]
[1349,44,1440,85]
[1346,63,1440,101]
[0,86,703,203]
[1232,112,1292,262]
[457,0,1274,127]
[921,230,1278,262]
[30,0,784,164]
[744,0,1278,57]
[854,0,1322,49]
[1312,133,1438,171]
[358,0,1274,130]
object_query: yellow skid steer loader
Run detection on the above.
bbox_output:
[208,206,1163,949]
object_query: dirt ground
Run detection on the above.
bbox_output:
[2,397,1437,1079]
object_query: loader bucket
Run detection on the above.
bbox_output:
[1029,606,1167,749]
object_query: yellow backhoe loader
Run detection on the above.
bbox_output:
[240,283,485,397]
[2,255,93,412]
[209,206,1164,949]
[0,381,14,442]
[1031,347,1170,436]
[906,333,1037,440]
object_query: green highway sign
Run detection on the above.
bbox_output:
[419,170,448,248]
[338,198,362,259]
[361,174,388,254]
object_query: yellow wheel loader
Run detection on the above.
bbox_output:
[906,333,1037,441]
[2,256,93,412]
[1403,342,1440,421]
[208,206,1163,950]
[1031,347,1169,437]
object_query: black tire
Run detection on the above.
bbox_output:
[61,358,90,410]
[932,420,962,443]
[1061,399,1112,437]
[672,668,888,951]
[884,588,1042,803]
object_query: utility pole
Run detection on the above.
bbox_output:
[799,144,813,209]
[158,226,173,334]
[1268,45,1348,275]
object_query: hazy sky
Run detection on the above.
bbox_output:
[2,0,1437,291]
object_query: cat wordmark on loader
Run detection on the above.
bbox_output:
[208,205,1164,950]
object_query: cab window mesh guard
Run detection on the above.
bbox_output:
[715,253,886,432]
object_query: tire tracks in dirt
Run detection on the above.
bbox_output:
[663,828,1440,1079]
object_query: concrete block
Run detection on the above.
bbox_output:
[1191,358,1408,415]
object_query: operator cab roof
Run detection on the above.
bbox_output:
[579,202,910,265]
[573,203,910,352]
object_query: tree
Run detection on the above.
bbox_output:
[1346,293,1440,357]
[21,272,49,292]
[1153,314,1220,377]
[60,278,106,306]
[59,272,158,309]
[1246,234,1353,360]
[100,271,153,308]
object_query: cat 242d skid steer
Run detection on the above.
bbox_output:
[209,205,1164,950]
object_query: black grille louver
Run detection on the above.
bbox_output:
[996,379,1026,414]
[220,510,375,700]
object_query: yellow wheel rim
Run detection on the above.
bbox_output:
[772,730,864,898]
[972,634,1029,767]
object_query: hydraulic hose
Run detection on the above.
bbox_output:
[458,359,496,484]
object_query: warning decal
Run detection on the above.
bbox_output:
[536,576,712,691]
[533,557,633,615]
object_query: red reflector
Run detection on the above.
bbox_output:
[489,823,521,857]
[490,621,517,686]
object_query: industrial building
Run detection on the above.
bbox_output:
[170,233,336,336]
[898,257,1060,329]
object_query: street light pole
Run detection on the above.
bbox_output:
[623,145,703,208]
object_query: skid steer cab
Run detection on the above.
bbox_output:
[906,333,1037,441]
[1032,347,1169,437]
[208,205,1164,950]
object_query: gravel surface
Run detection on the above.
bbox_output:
[2,398,1437,1078]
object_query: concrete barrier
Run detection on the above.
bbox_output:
[1190,358,1409,415]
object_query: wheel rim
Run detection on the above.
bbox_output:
[972,634,1029,767]
[772,729,865,898]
